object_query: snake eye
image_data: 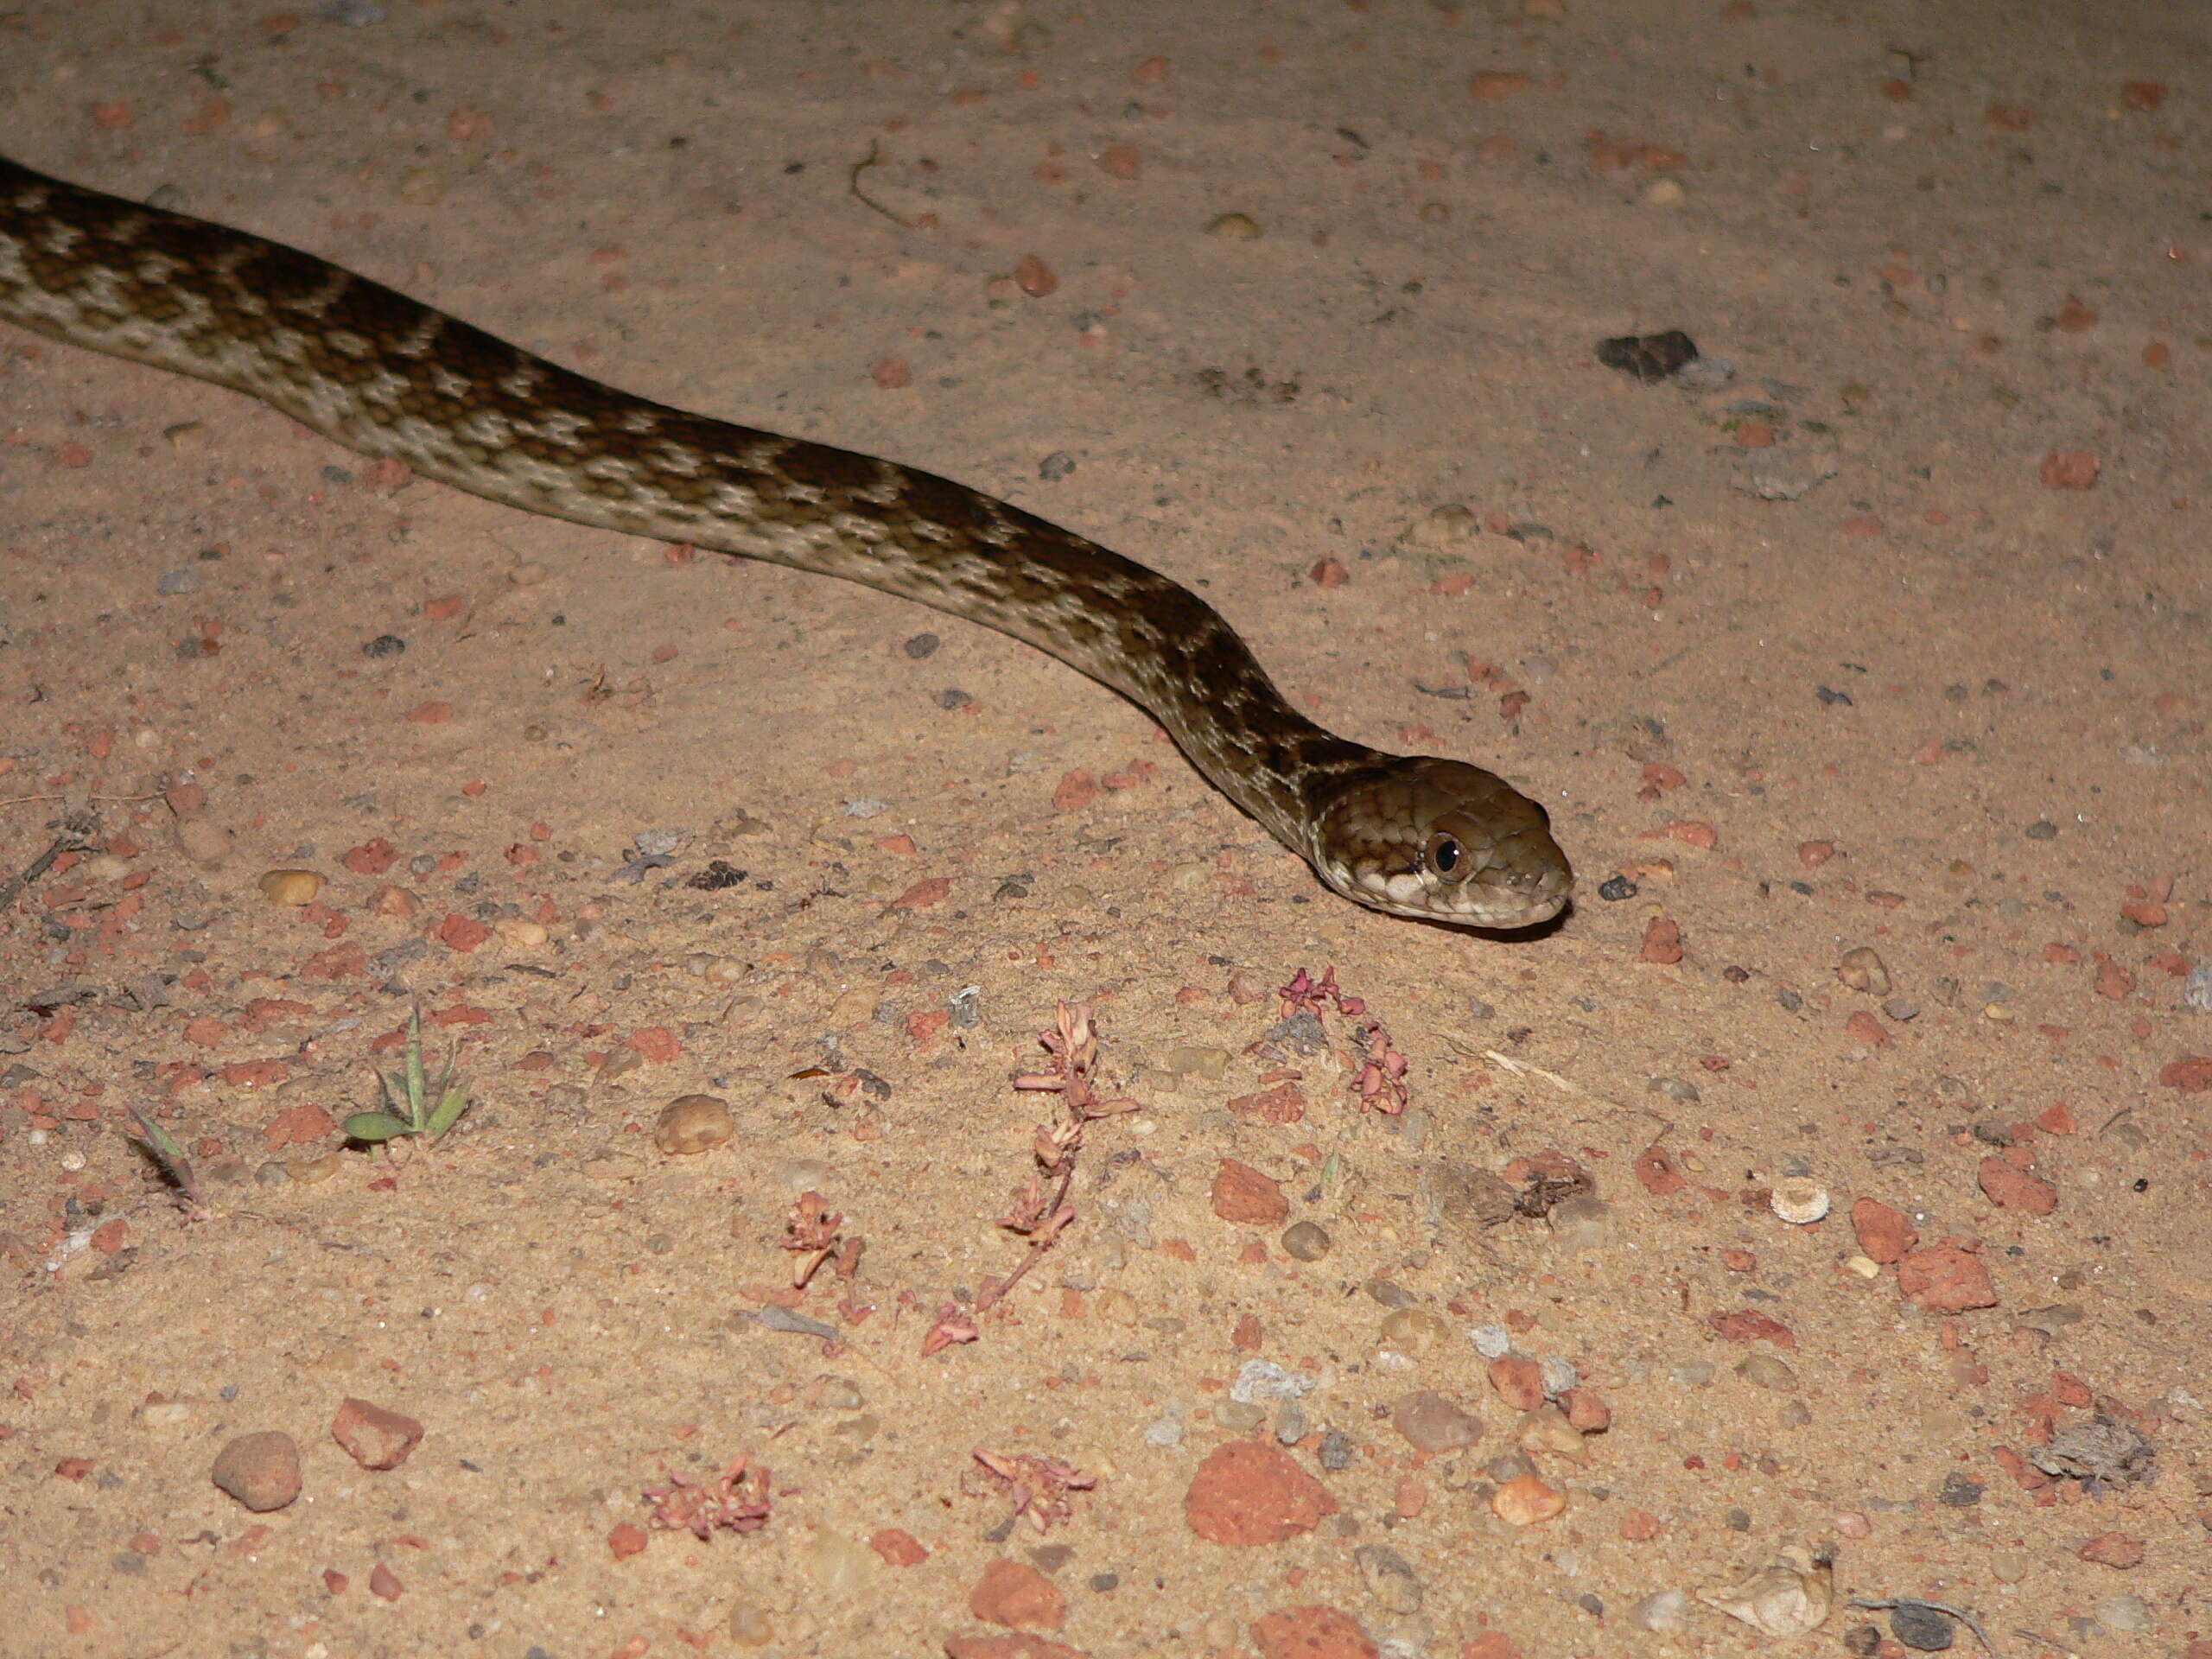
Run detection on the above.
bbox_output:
[1422,830,1465,880]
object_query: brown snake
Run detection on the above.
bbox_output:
[0,155,1571,928]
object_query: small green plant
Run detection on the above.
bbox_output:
[128,1107,204,1211]
[345,1007,472,1147]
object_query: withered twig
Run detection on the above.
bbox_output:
[848,140,914,227]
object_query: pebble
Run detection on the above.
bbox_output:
[804,1525,877,1593]
[2185,963,2212,1012]
[331,1397,424,1470]
[1205,212,1262,238]
[1399,504,1479,550]
[1379,1308,1452,1353]
[1353,1543,1422,1613]
[1491,1473,1566,1525]
[1281,1220,1332,1261]
[1166,1045,1230,1080]
[1836,946,1891,994]
[1183,1441,1338,1545]
[1390,1390,1484,1453]
[1736,1354,1796,1390]
[1546,1195,1615,1251]
[1230,1359,1314,1405]
[1217,1402,1266,1433]
[1538,1356,1579,1396]
[1515,1405,1587,1465]
[653,1094,734,1154]
[727,1602,774,1647]
[1990,1551,2028,1583]
[156,568,202,594]
[969,1559,1067,1631]
[287,1152,342,1185]
[1769,1179,1830,1224]
[1469,1324,1512,1359]
[175,818,232,865]
[2096,1594,2152,1633]
[210,1431,302,1511]
[1630,1590,1690,1632]
[1890,1601,1954,1650]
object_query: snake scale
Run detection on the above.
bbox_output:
[0,154,1571,928]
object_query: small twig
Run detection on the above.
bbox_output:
[1481,1048,1580,1092]
[848,140,914,227]
[1848,1597,2003,1657]
[0,808,99,912]
[1885,44,1933,81]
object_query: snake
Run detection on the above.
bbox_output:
[0,154,1571,929]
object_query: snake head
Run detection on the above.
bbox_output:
[1309,758,1572,929]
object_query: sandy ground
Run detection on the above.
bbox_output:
[3,2,2209,1656]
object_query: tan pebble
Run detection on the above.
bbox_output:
[1056,882,1096,912]
[827,987,877,1028]
[803,1524,877,1593]
[1492,1472,1567,1525]
[1735,1353,1797,1390]
[1516,1404,1589,1465]
[728,1603,774,1647]
[1769,1179,1830,1225]
[395,166,446,206]
[655,1094,734,1155]
[1834,1510,1872,1539]
[1168,861,1213,891]
[1419,200,1449,222]
[1095,1287,1139,1325]
[1399,503,1479,549]
[702,956,748,986]
[1281,1220,1332,1261]
[1205,212,1262,238]
[1166,1045,1229,1080]
[1835,946,1891,995]
[494,918,548,948]
[1843,1254,1883,1280]
[774,1155,832,1191]
[1643,177,1686,206]
[175,818,232,866]
[286,1152,343,1185]
[507,560,550,587]
[163,420,210,451]
[1379,1307,1452,1353]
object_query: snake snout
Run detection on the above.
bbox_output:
[1315,758,1573,929]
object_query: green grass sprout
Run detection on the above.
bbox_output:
[128,1107,204,1210]
[344,1007,472,1148]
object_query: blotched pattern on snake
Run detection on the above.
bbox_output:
[0,155,1571,927]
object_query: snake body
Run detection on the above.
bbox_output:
[0,155,1570,927]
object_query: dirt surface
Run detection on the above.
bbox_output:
[3,3,2209,1656]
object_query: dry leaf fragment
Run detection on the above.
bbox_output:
[1696,1542,1834,1637]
